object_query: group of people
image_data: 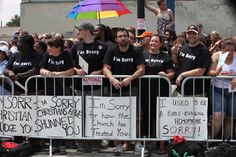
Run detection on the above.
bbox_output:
[0,0,236,156]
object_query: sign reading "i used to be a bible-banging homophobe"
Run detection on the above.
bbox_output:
[157,97,208,140]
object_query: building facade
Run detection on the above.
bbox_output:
[20,0,236,37]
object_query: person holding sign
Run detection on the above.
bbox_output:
[103,28,147,156]
[141,34,175,154]
[71,22,107,94]
[71,22,107,153]
[208,38,236,139]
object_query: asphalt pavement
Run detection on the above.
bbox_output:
[30,147,168,157]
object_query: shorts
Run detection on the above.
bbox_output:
[213,86,236,117]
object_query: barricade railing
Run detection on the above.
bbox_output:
[0,75,14,139]
[4,75,236,155]
[22,75,172,141]
[24,75,172,156]
[182,76,236,142]
[3,75,235,142]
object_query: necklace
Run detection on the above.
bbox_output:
[148,52,160,66]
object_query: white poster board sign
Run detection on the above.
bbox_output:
[157,97,208,140]
[85,96,136,138]
[0,96,82,137]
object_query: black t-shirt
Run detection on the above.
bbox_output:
[6,50,41,93]
[103,44,145,92]
[71,40,107,74]
[40,51,73,72]
[176,43,211,95]
[142,51,174,97]
[40,51,73,95]
[143,51,174,75]
[6,50,41,75]
[103,44,145,75]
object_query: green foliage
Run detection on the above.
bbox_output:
[6,15,20,27]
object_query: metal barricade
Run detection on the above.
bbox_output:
[182,76,236,142]
[1,75,172,156]
[23,75,171,140]
[0,75,14,139]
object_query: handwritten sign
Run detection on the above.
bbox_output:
[0,96,82,137]
[157,97,208,140]
[85,96,136,138]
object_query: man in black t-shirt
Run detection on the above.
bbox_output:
[71,22,107,153]
[172,24,211,95]
[71,22,107,92]
[103,28,145,92]
[103,28,146,156]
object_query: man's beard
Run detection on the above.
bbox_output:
[119,40,128,47]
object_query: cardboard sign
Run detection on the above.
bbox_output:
[0,96,82,137]
[157,97,208,140]
[85,96,136,138]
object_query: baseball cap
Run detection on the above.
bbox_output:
[75,22,94,32]
[0,45,9,56]
[0,41,9,48]
[187,25,198,34]
[136,32,153,38]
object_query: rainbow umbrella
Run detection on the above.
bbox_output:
[67,0,131,23]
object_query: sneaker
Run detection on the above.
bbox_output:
[134,144,151,156]
[113,144,124,156]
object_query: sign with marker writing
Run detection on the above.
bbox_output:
[157,97,208,140]
[85,96,136,138]
[0,96,82,137]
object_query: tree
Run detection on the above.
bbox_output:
[6,15,20,27]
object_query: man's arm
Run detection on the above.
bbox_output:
[176,68,207,86]
[103,64,122,90]
[121,64,145,87]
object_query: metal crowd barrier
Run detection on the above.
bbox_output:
[0,75,14,139]
[182,76,236,142]
[22,75,171,140]
[2,75,236,155]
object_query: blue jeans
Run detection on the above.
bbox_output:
[213,86,236,117]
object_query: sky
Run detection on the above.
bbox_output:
[0,0,21,26]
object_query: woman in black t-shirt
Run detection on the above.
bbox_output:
[141,35,175,153]
[40,38,74,96]
[39,38,74,155]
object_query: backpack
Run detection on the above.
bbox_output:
[0,141,33,157]
[168,136,206,157]
[204,142,236,157]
